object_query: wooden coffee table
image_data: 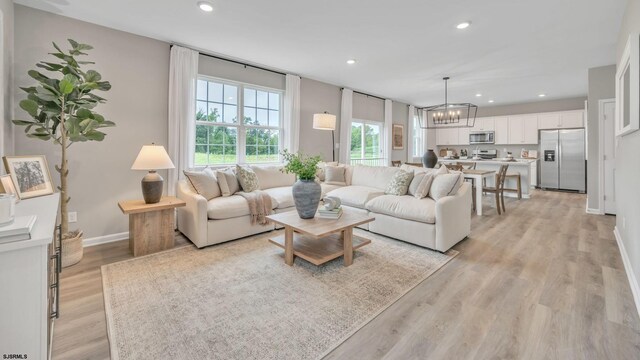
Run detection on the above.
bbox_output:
[266,209,375,267]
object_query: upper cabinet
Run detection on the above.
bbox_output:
[494,116,509,144]
[508,114,538,144]
[435,127,459,146]
[538,110,584,129]
[458,127,470,145]
[472,117,495,131]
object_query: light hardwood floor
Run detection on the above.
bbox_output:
[52,190,640,359]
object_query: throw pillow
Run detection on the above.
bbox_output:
[316,161,338,182]
[215,168,240,197]
[236,164,259,192]
[384,170,414,196]
[324,165,347,186]
[429,172,463,201]
[410,172,435,199]
[183,168,221,200]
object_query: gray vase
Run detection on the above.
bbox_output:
[422,149,438,168]
[292,179,322,219]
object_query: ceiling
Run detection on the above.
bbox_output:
[15,0,626,106]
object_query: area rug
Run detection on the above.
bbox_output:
[102,229,457,360]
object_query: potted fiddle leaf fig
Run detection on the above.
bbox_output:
[13,39,114,267]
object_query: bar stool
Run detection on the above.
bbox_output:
[503,173,522,200]
[483,165,509,215]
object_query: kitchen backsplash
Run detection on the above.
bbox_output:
[434,144,539,158]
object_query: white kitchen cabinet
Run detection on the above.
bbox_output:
[494,116,509,144]
[560,110,584,128]
[508,114,538,144]
[472,117,494,131]
[436,127,459,146]
[538,112,562,129]
[530,162,538,187]
[458,127,470,145]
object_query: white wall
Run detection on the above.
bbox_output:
[615,0,640,301]
[13,5,170,239]
[0,0,13,157]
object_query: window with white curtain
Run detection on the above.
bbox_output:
[412,115,424,158]
[350,119,384,166]
[195,76,283,166]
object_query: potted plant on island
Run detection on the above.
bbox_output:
[13,39,114,267]
[280,150,322,219]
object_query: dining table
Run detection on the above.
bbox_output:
[462,169,496,216]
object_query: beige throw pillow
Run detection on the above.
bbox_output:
[236,165,259,192]
[429,168,463,201]
[215,168,240,196]
[412,172,435,199]
[324,165,347,185]
[384,170,414,196]
[183,168,221,200]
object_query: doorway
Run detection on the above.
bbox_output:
[600,99,616,215]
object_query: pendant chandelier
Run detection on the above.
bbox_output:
[419,77,477,129]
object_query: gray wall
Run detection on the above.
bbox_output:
[198,55,285,90]
[615,0,640,296]
[391,101,408,163]
[0,0,13,157]
[586,65,616,210]
[299,78,341,161]
[476,97,586,117]
[13,5,170,239]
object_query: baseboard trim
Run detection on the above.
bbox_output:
[83,232,129,247]
[586,207,604,215]
[613,226,640,319]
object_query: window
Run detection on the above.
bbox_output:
[412,115,424,158]
[350,120,384,166]
[195,77,283,166]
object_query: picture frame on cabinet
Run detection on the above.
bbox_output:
[3,155,54,200]
[392,124,404,150]
[0,175,20,202]
[615,32,640,137]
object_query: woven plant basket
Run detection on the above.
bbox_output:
[62,230,83,268]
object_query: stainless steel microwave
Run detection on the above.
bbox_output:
[469,131,495,144]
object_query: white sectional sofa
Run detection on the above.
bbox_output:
[177,164,471,252]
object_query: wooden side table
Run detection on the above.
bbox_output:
[118,196,186,257]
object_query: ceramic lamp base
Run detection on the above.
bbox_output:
[141,171,164,204]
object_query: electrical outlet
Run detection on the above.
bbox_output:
[68,212,77,223]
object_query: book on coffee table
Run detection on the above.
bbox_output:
[0,215,37,244]
[318,207,342,219]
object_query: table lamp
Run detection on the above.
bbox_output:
[131,144,175,204]
[313,112,337,161]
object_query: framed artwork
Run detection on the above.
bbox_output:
[392,124,404,150]
[0,174,20,202]
[3,155,54,200]
[615,32,640,137]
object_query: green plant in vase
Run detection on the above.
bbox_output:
[13,39,114,266]
[280,150,322,219]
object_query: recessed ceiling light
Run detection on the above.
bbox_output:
[346,59,357,65]
[488,100,494,103]
[475,93,482,97]
[456,21,471,29]
[538,93,546,97]
[198,1,214,12]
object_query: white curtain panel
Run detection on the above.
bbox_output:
[384,99,393,166]
[167,45,198,196]
[423,109,431,153]
[339,89,353,164]
[283,74,301,153]
[407,105,415,161]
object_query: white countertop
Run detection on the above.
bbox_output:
[439,158,538,166]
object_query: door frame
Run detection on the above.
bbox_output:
[598,98,616,215]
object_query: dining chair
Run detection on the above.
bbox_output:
[404,162,424,167]
[458,161,476,170]
[482,164,509,215]
[444,164,463,171]
[391,160,402,167]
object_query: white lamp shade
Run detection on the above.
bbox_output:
[313,113,337,130]
[131,145,175,170]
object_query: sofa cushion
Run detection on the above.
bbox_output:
[400,164,428,174]
[351,165,401,190]
[326,185,384,209]
[408,171,436,199]
[263,186,294,209]
[325,165,347,185]
[236,164,259,192]
[366,195,436,224]
[429,169,464,201]
[321,183,342,196]
[215,168,240,196]
[385,170,414,196]
[251,165,296,190]
[207,194,277,220]
[183,168,221,200]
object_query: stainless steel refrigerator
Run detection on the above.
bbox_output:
[538,129,586,192]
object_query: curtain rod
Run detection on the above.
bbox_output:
[170,44,287,77]
[342,88,386,101]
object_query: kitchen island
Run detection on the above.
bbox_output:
[439,158,538,199]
